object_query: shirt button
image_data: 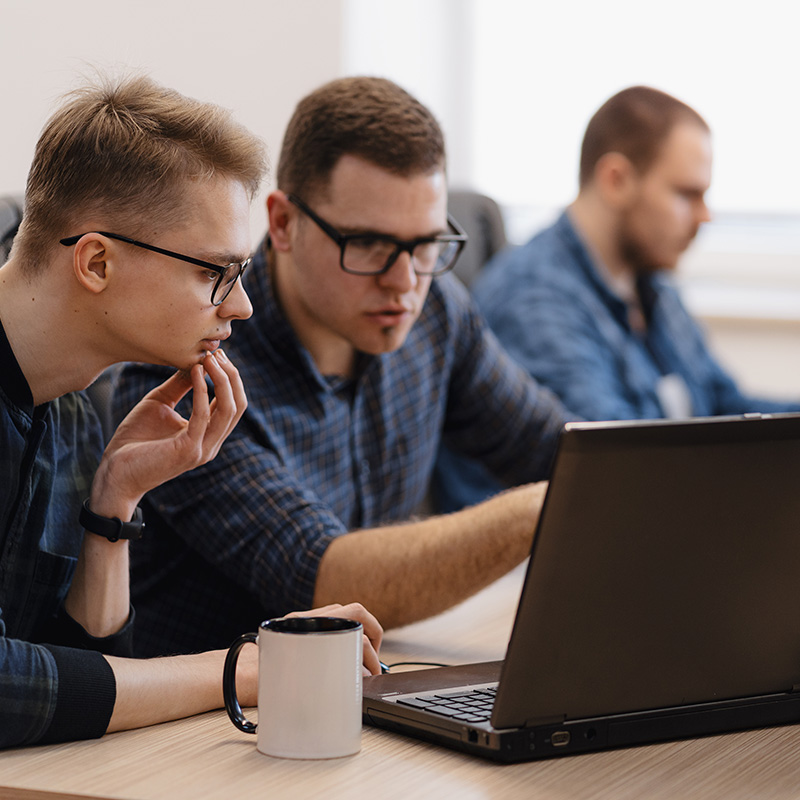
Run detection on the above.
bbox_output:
[360,459,370,477]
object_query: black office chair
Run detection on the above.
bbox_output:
[0,194,24,264]
[448,189,508,288]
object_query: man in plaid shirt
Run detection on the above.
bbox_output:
[114,77,570,657]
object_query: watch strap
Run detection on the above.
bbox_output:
[79,499,145,542]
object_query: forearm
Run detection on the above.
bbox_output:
[63,474,136,638]
[312,482,547,629]
[64,539,131,640]
[68,352,247,640]
[105,648,257,733]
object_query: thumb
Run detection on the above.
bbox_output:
[142,365,200,409]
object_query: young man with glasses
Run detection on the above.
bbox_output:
[113,76,569,655]
[0,73,381,750]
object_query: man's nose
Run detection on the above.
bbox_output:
[219,275,253,320]
[377,248,418,292]
[696,196,712,225]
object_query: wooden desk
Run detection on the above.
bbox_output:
[3,564,800,800]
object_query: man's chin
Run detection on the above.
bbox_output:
[655,254,683,272]
[622,238,686,275]
[363,327,413,355]
[171,351,209,374]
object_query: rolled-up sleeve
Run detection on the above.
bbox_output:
[0,636,116,749]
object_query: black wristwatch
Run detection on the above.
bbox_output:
[79,499,145,542]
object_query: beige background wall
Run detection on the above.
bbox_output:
[1,0,798,404]
[701,319,800,401]
[1,0,347,243]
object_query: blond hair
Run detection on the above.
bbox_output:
[14,73,267,271]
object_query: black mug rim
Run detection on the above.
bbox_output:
[260,616,362,635]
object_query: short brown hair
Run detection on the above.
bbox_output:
[579,86,709,188]
[14,73,267,271]
[276,76,445,200]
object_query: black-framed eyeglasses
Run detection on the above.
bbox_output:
[59,231,251,306]
[287,194,468,277]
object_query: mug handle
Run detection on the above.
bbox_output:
[223,632,258,734]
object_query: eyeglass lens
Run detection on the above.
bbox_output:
[343,237,460,275]
[212,263,246,305]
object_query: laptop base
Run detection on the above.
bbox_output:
[365,663,800,762]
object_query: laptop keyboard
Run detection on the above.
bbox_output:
[395,686,497,723]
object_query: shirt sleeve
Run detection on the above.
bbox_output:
[0,635,116,749]
[143,433,350,614]
[691,339,800,416]
[111,362,352,619]
[438,276,570,485]
[484,275,649,422]
[679,315,800,416]
[39,604,135,658]
[653,280,800,417]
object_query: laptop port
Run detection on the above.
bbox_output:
[551,731,571,747]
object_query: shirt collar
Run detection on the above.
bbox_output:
[242,237,305,360]
[557,210,660,328]
[240,237,377,392]
[0,312,35,414]
[590,253,639,306]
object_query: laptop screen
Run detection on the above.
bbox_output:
[494,414,800,729]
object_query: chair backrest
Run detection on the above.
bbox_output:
[448,189,507,287]
[0,194,24,264]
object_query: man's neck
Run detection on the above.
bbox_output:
[0,259,110,404]
[567,196,647,333]
[270,251,357,379]
[567,194,635,283]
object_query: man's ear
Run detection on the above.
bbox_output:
[71,234,112,294]
[594,152,639,210]
[267,191,296,252]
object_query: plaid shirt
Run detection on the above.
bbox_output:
[0,317,130,748]
[112,241,569,656]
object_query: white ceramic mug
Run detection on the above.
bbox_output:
[223,616,363,759]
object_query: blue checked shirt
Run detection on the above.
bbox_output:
[111,239,569,657]
[0,317,131,749]
[434,210,800,512]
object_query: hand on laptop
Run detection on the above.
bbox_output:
[285,603,384,676]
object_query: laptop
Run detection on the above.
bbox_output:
[363,413,800,762]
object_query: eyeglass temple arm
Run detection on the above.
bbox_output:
[59,231,229,276]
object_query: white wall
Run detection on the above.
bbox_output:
[2,0,798,400]
[0,0,347,243]
[341,0,473,188]
[468,0,800,216]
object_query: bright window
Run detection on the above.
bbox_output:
[343,0,800,315]
[345,0,800,216]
